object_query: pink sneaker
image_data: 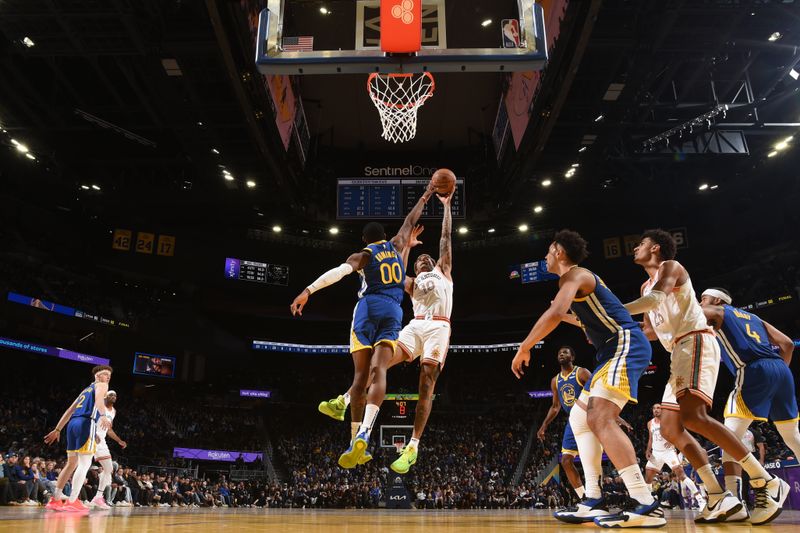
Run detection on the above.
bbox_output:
[45,499,65,511]
[90,495,111,510]
[59,500,90,513]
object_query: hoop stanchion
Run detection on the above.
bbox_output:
[367,72,435,143]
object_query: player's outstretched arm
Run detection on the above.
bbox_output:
[512,270,585,378]
[436,194,452,279]
[401,225,424,295]
[107,428,127,449]
[624,261,684,314]
[763,319,794,365]
[537,377,560,440]
[392,181,435,252]
[44,397,80,444]
[290,251,370,316]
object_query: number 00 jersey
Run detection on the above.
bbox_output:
[411,266,453,319]
[358,240,405,305]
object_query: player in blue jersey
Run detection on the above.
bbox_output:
[290,180,436,468]
[511,230,664,528]
[43,364,113,512]
[537,346,592,499]
[700,287,797,523]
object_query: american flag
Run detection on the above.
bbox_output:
[282,36,314,52]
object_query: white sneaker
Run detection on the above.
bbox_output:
[24,500,39,506]
[554,496,611,523]
[751,476,790,525]
[726,504,750,522]
[594,498,666,528]
[695,491,743,523]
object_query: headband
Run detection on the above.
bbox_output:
[702,289,732,305]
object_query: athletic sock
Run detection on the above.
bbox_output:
[350,422,360,441]
[68,455,93,503]
[407,437,420,450]
[572,407,603,500]
[681,477,700,499]
[575,486,585,499]
[740,453,773,482]
[358,404,379,439]
[342,392,351,407]
[54,487,64,500]
[724,474,742,501]
[97,459,113,493]
[619,464,655,505]
[696,464,724,495]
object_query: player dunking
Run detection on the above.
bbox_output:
[290,181,435,468]
[645,404,705,508]
[625,229,788,524]
[537,346,591,499]
[44,365,114,512]
[700,287,798,523]
[511,230,664,528]
[89,390,127,509]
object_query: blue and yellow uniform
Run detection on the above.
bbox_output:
[557,367,588,455]
[717,305,798,423]
[570,269,651,403]
[350,240,405,352]
[66,383,98,455]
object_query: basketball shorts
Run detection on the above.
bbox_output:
[724,357,799,423]
[662,332,719,410]
[561,422,578,456]
[589,328,651,407]
[646,448,681,471]
[397,318,451,368]
[66,416,96,455]
[95,438,111,459]
[349,294,403,353]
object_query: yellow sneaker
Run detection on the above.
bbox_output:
[358,450,373,465]
[338,430,368,469]
[390,445,418,474]
[318,395,346,421]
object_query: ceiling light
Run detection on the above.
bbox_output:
[594,114,604,122]
[222,169,231,175]
[224,174,234,181]
[578,146,587,153]
[518,224,528,232]
[272,225,282,233]
[698,183,709,191]
[211,148,220,154]
[320,7,329,14]
[488,228,496,233]
[782,135,794,143]
[246,180,256,188]
[80,185,90,190]
[533,205,543,213]
[256,212,264,217]
[790,69,799,81]
[767,150,778,157]
[481,19,492,27]
[22,37,35,48]
[10,139,19,146]
[571,163,579,168]
[541,179,552,187]
[196,121,204,126]
[14,143,29,153]
[329,227,339,235]
[458,226,468,234]
[24,153,35,160]
[774,141,789,151]
[91,184,101,191]
[768,32,782,42]
[710,185,719,190]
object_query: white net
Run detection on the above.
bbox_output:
[367,72,435,143]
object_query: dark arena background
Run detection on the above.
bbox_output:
[1,0,800,532]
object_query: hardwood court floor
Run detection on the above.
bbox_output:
[2,507,799,532]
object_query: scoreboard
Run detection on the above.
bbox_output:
[337,178,465,219]
[224,258,289,286]
[520,260,558,284]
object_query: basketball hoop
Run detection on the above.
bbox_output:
[367,72,435,143]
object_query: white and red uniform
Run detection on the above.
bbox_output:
[94,407,116,460]
[646,417,681,471]
[397,266,453,367]
[643,263,720,409]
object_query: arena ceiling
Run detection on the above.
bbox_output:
[0,0,798,234]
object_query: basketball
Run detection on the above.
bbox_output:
[431,168,456,196]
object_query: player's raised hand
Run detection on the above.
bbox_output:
[511,347,530,379]
[409,225,424,247]
[44,429,60,445]
[437,192,453,204]
[290,290,309,316]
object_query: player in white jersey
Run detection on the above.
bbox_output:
[90,391,127,509]
[645,404,704,508]
[626,229,788,524]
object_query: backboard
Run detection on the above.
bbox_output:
[255,0,547,75]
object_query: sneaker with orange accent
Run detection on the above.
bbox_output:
[45,499,65,511]
[59,500,90,512]
[90,495,111,510]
